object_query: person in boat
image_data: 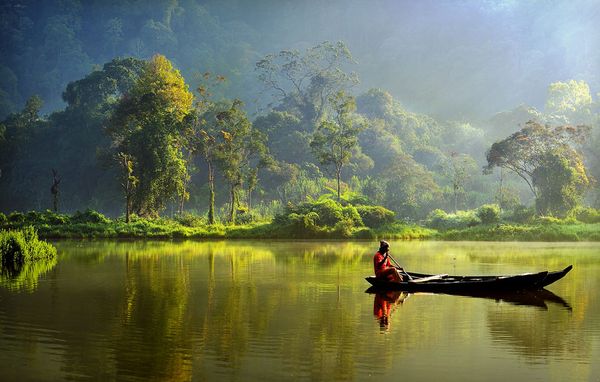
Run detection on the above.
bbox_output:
[373,240,403,283]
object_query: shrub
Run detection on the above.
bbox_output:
[505,205,535,224]
[0,226,57,268]
[8,212,25,225]
[477,204,500,224]
[0,213,6,226]
[356,205,395,227]
[312,199,344,226]
[426,209,480,230]
[571,206,600,224]
[71,209,111,224]
[333,219,356,238]
[175,213,206,227]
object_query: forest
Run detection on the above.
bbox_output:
[1,0,600,239]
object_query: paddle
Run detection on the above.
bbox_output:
[386,252,413,281]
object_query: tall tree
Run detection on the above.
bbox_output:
[108,54,193,217]
[443,151,476,213]
[190,73,227,224]
[532,149,589,216]
[213,99,269,224]
[256,41,358,126]
[310,91,365,201]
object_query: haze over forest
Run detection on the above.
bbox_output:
[2,0,600,223]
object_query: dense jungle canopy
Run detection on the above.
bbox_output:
[1,0,600,223]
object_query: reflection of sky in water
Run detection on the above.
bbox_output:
[0,240,598,381]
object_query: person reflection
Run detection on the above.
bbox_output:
[373,290,408,332]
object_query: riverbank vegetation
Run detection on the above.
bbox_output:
[2,204,600,241]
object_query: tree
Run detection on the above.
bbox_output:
[116,152,138,223]
[256,41,358,126]
[545,80,593,123]
[108,54,194,217]
[310,91,365,201]
[485,120,590,215]
[213,99,269,224]
[190,72,227,224]
[442,152,476,213]
[532,149,589,216]
[50,168,61,212]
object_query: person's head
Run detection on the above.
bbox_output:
[379,240,389,253]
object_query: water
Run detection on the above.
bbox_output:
[0,241,599,381]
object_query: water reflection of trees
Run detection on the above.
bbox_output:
[0,256,57,292]
[3,240,599,380]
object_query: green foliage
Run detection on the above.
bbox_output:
[571,206,600,224]
[0,227,57,269]
[310,91,365,200]
[355,205,395,227]
[437,222,600,242]
[504,205,536,224]
[532,149,589,217]
[477,204,501,224]
[426,209,481,230]
[108,54,194,217]
[71,209,111,224]
[485,121,590,215]
[174,213,206,228]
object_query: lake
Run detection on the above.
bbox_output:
[1,241,599,381]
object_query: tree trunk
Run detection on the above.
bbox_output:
[208,162,215,225]
[453,184,458,213]
[229,184,237,224]
[336,166,342,202]
[125,194,131,223]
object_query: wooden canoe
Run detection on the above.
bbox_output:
[365,265,572,293]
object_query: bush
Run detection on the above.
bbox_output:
[312,199,344,226]
[0,213,6,226]
[477,204,500,224]
[571,206,600,224]
[71,209,111,224]
[505,205,535,224]
[0,226,57,268]
[8,212,25,224]
[426,209,480,230]
[356,205,395,227]
[175,213,206,227]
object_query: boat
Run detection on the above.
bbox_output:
[365,265,572,293]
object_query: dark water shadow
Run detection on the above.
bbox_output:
[366,286,572,311]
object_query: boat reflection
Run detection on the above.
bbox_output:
[367,286,571,311]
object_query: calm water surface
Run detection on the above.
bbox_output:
[1,241,599,381]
